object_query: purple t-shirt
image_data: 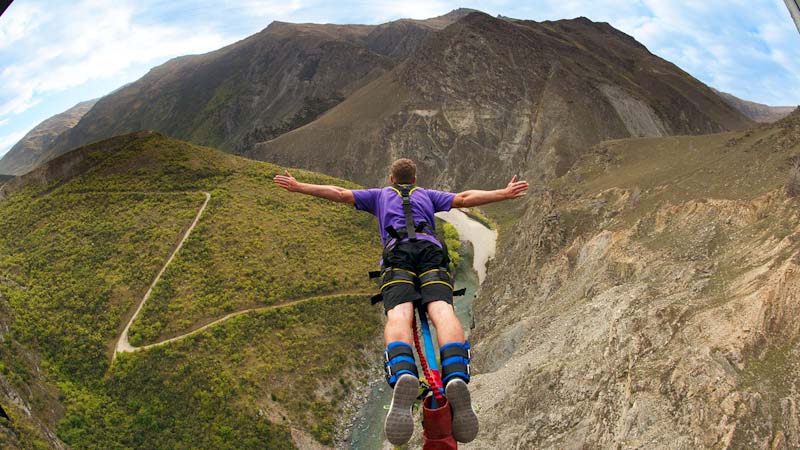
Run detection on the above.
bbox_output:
[352,186,456,247]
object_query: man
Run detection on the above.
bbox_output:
[274,159,528,445]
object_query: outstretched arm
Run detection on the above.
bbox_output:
[451,175,529,208]
[273,170,355,204]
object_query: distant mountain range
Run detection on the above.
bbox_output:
[712,88,796,123]
[1,8,782,180]
[0,99,96,176]
[0,9,476,177]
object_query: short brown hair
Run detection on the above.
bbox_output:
[390,158,416,184]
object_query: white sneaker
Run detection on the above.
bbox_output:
[384,374,419,445]
[446,378,478,442]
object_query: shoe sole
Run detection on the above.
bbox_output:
[385,374,419,445]
[446,379,479,443]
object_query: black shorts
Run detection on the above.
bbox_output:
[381,240,453,313]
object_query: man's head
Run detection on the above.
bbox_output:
[389,158,416,185]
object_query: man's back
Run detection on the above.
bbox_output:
[352,186,455,248]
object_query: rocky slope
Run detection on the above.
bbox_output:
[253,12,753,188]
[0,100,96,176]
[713,89,795,123]
[468,108,800,448]
[29,10,471,173]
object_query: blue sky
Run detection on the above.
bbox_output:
[1,0,799,159]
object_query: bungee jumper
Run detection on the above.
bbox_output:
[274,159,528,446]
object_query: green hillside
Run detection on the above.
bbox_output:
[0,132,383,448]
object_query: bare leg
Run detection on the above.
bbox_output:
[384,302,415,345]
[426,300,464,345]
[427,301,478,442]
[383,301,419,445]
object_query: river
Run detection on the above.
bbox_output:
[346,209,496,450]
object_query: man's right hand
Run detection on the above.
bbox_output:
[274,170,300,192]
[503,175,529,199]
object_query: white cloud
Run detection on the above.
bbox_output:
[0,0,228,120]
[0,2,49,50]
[357,0,455,21]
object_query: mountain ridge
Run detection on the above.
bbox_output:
[0,99,97,176]
[253,11,752,188]
[15,10,473,177]
[712,88,796,123]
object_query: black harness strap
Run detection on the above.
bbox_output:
[368,184,464,306]
[396,184,418,241]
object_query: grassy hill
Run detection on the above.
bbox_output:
[0,132,383,448]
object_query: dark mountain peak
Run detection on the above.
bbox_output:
[363,8,485,58]
[539,16,648,52]
[458,10,500,26]
[424,8,482,27]
[263,20,373,41]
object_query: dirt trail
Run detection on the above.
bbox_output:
[113,191,373,357]
[114,192,210,358]
[130,292,373,352]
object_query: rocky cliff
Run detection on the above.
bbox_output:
[469,109,800,448]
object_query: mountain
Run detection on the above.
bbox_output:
[27,10,472,176]
[713,88,796,123]
[0,100,97,176]
[0,174,13,185]
[252,12,753,188]
[470,107,800,447]
[0,132,384,448]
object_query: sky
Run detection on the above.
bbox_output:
[1,0,799,159]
